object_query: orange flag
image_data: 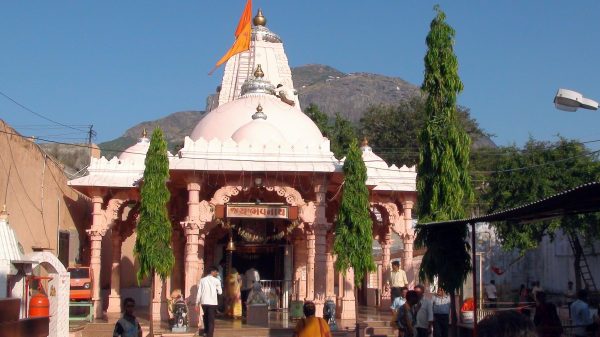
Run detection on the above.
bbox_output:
[209,0,252,75]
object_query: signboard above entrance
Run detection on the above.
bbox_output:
[225,203,298,219]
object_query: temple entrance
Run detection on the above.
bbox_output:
[231,244,285,281]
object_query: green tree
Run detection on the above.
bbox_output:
[360,98,425,166]
[485,138,600,290]
[330,113,357,159]
[415,5,473,327]
[334,138,376,286]
[304,104,357,159]
[304,103,332,136]
[134,127,175,335]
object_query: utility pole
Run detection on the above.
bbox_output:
[87,125,95,145]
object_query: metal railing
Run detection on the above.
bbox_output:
[258,280,292,310]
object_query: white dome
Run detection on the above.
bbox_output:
[232,118,287,145]
[190,94,324,146]
[119,137,150,161]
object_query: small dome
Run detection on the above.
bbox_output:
[232,118,286,145]
[119,136,150,161]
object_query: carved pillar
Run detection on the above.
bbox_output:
[314,227,327,316]
[379,232,392,310]
[339,268,356,320]
[88,195,106,319]
[152,272,163,321]
[107,231,122,313]
[402,201,415,287]
[305,230,316,302]
[181,181,202,300]
[293,236,307,301]
[313,182,328,316]
[325,231,335,299]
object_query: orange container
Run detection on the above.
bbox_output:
[29,292,50,317]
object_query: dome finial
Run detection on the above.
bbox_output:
[252,104,267,120]
[0,204,8,221]
[253,8,266,26]
[254,64,264,78]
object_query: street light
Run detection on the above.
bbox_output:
[554,88,598,111]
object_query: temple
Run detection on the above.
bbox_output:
[68,9,417,323]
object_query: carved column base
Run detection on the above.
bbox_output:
[107,295,122,313]
[93,298,103,320]
[313,297,325,318]
[338,298,356,320]
[152,299,163,321]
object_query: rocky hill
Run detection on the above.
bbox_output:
[294,64,421,122]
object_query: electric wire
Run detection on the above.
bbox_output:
[0,90,89,133]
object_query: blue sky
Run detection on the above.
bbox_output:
[1,1,600,151]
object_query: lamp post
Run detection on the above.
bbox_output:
[554,88,598,111]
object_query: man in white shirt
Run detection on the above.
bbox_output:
[414,284,433,337]
[196,266,222,337]
[485,280,497,308]
[390,261,409,304]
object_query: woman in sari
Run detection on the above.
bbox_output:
[225,268,242,318]
[293,301,331,337]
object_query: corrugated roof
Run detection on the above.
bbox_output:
[419,181,600,227]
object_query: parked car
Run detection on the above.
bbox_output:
[67,266,92,301]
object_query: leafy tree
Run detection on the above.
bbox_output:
[304,104,357,159]
[334,138,376,286]
[134,127,175,334]
[485,138,600,290]
[330,113,357,159]
[304,103,332,136]
[415,5,473,327]
[360,98,425,166]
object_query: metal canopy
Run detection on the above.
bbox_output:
[418,181,600,227]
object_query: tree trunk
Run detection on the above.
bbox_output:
[450,290,458,337]
[150,273,155,336]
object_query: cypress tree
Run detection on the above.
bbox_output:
[334,138,376,286]
[134,127,174,333]
[415,5,473,327]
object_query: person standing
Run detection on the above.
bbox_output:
[564,281,575,308]
[225,268,242,318]
[113,297,142,337]
[196,266,222,337]
[432,288,450,337]
[571,289,593,337]
[533,291,563,337]
[414,284,433,337]
[396,290,420,337]
[485,280,498,308]
[293,301,331,337]
[390,261,409,304]
[391,287,409,313]
[531,281,543,302]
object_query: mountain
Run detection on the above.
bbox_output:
[98,110,205,158]
[294,64,421,122]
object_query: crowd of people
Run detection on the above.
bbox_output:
[386,263,600,337]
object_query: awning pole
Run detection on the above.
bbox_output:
[471,222,478,337]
